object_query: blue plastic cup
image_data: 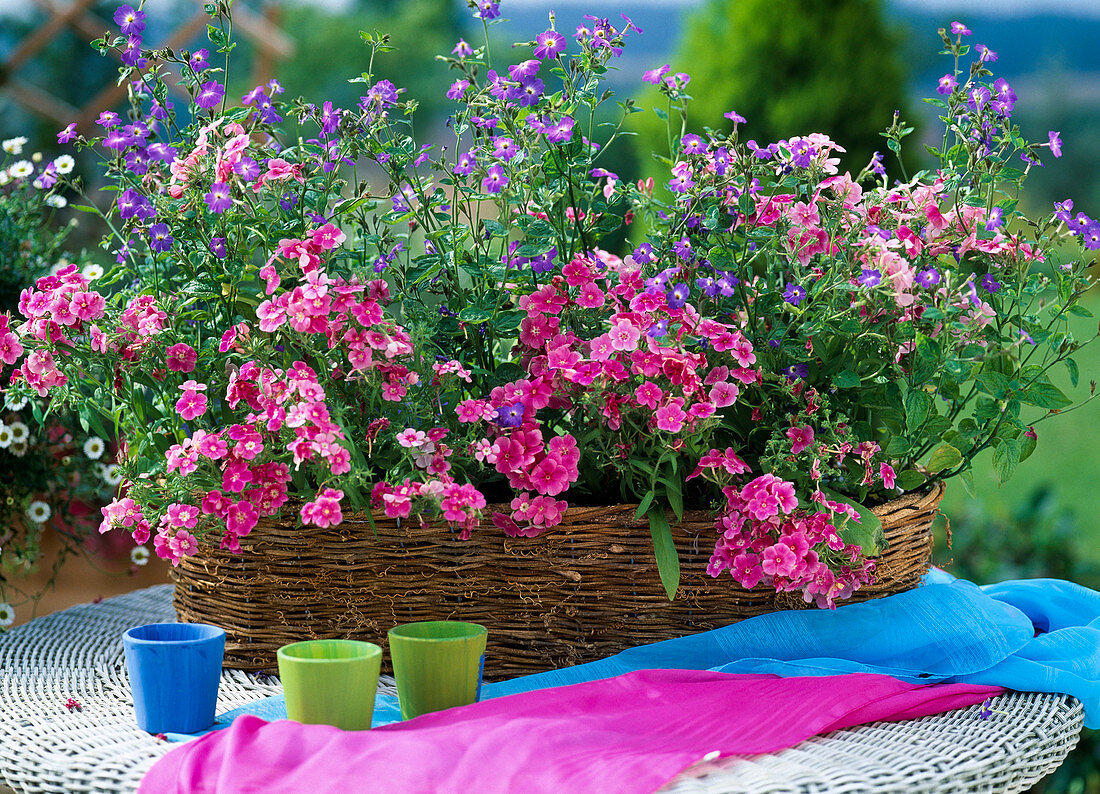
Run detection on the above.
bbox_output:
[123,623,226,734]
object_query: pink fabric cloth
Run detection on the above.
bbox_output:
[141,670,1003,794]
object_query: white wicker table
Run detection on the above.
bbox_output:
[0,585,1084,794]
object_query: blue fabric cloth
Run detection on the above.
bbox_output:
[175,573,1100,740]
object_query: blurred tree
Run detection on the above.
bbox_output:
[631,0,911,180]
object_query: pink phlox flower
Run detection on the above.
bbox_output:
[396,428,428,448]
[222,461,253,493]
[174,390,208,421]
[708,381,739,408]
[880,463,897,489]
[654,398,687,433]
[608,319,641,351]
[761,543,798,577]
[634,381,663,410]
[166,343,198,373]
[786,425,815,454]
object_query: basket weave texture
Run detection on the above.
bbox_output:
[171,480,944,678]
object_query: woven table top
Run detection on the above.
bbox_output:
[0,585,1084,794]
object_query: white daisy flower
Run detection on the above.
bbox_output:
[0,424,11,449]
[0,602,14,628]
[9,161,33,179]
[0,171,9,186]
[9,441,27,457]
[81,263,104,280]
[102,464,122,486]
[45,195,67,209]
[26,501,51,524]
[130,546,150,566]
[53,155,75,175]
[8,422,28,443]
[4,394,28,411]
[83,437,105,459]
[2,137,26,155]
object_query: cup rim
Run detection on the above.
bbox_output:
[277,639,383,663]
[387,620,487,642]
[123,622,226,645]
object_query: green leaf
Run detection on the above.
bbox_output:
[896,470,927,491]
[927,443,963,474]
[482,219,509,237]
[833,370,860,388]
[457,307,493,324]
[975,370,1009,397]
[1024,377,1072,410]
[822,490,884,556]
[647,508,680,601]
[1067,358,1080,388]
[992,438,1021,483]
[634,489,656,521]
[1018,430,1037,463]
[658,476,684,521]
[905,390,933,432]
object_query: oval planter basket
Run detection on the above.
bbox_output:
[171,480,945,679]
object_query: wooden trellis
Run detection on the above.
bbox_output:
[0,0,294,130]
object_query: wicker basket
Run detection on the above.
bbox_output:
[171,480,945,678]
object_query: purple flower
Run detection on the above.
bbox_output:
[453,150,477,176]
[966,86,990,114]
[210,237,227,259]
[990,78,1016,116]
[233,157,260,180]
[204,182,232,213]
[648,319,669,338]
[858,268,882,288]
[723,110,746,124]
[716,276,738,296]
[711,147,731,176]
[1072,212,1093,236]
[491,137,519,162]
[530,248,556,274]
[1084,222,1100,251]
[680,134,705,155]
[195,81,225,110]
[474,0,500,20]
[985,206,1004,231]
[1049,131,1063,158]
[279,192,298,211]
[117,188,154,221]
[980,274,1001,293]
[1054,199,1074,224]
[495,402,525,428]
[101,128,133,149]
[509,59,540,80]
[452,39,473,58]
[916,268,941,289]
[517,77,545,107]
[672,237,694,261]
[937,74,957,95]
[746,140,778,161]
[125,147,149,175]
[148,223,173,253]
[114,5,145,36]
[242,85,268,107]
[642,64,670,85]
[632,243,654,265]
[783,283,807,306]
[976,44,998,62]
[951,21,971,36]
[446,79,469,100]
[783,364,809,380]
[57,123,77,144]
[189,48,210,71]
[534,29,566,59]
[868,151,886,177]
[545,116,575,144]
[666,283,690,309]
[96,111,120,128]
[482,165,508,194]
[788,139,816,168]
[668,174,693,193]
[120,37,145,68]
[361,80,399,111]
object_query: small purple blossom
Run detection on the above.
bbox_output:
[858,269,882,288]
[724,110,746,124]
[916,268,941,289]
[114,5,145,36]
[1084,222,1100,251]
[452,39,473,58]
[1054,199,1074,224]
[534,29,567,59]
[120,37,145,68]
[642,64,670,85]
[937,74,957,95]
[1049,131,1063,158]
[210,237,227,259]
[746,140,779,161]
[667,282,690,309]
[985,206,1004,231]
[976,44,998,62]
[117,188,154,221]
[474,0,500,20]
[446,79,469,100]
[680,134,705,155]
[951,21,971,36]
[980,274,1001,293]
[57,123,77,144]
[195,81,225,110]
[482,165,508,194]
[204,182,232,214]
[495,402,525,428]
[783,283,807,306]
[189,48,210,71]
[453,150,477,176]
[783,364,810,380]
[148,223,173,253]
[234,157,260,180]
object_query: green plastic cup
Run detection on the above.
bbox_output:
[276,639,382,730]
[388,621,487,720]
